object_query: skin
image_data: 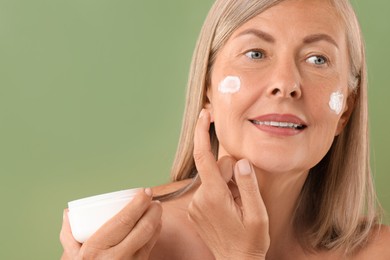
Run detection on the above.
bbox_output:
[60,0,390,259]
[208,0,351,175]
[204,0,352,257]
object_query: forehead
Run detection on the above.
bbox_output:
[230,0,345,43]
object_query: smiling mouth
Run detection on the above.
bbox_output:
[249,120,306,130]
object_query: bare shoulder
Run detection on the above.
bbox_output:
[354,225,390,259]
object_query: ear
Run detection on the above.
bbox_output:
[205,87,215,122]
[335,92,356,136]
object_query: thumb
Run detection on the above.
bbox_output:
[234,159,268,222]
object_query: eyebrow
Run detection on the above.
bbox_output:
[303,34,339,49]
[234,29,275,43]
[234,29,339,48]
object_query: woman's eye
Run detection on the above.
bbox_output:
[245,50,264,60]
[306,55,328,65]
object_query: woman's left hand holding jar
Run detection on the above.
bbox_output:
[188,109,270,259]
[60,188,162,260]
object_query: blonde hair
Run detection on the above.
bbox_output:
[165,0,380,253]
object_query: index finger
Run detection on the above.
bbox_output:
[193,109,225,186]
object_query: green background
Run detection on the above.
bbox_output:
[0,1,388,259]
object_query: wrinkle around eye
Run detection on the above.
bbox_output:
[301,67,340,83]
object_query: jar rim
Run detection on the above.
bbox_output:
[68,188,141,209]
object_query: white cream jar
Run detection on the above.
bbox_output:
[68,188,141,243]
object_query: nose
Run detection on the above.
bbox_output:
[266,60,302,99]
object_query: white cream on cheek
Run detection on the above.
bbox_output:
[218,77,344,115]
[218,76,241,94]
[329,91,344,115]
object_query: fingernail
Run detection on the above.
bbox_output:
[237,159,252,175]
[145,188,153,197]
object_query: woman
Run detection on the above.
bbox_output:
[60,0,390,259]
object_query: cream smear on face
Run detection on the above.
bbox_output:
[218,76,241,94]
[329,91,344,115]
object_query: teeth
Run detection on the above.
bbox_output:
[251,120,304,129]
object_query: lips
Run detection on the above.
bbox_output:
[249,114,308,134]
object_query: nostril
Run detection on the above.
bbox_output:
[290,91,297,98]
[270,86,300,98]
[271,88,280,95]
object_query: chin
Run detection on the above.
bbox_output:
[251,160,305,174]
[245,149,310,175]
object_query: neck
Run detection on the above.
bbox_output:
[253,166,309,258]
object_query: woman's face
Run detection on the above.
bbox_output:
[207,0,353,174]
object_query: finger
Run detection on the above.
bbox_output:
[217,156,236,183]
[60,209,81,258]
[87,188,153,248]
[118,201,163,254]
[234,159,268,224]
[219,157,240,205]
[193,109,225,186]
[227,180,241,207]
[134,213,162,259]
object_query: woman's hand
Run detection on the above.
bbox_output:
[188,109,270,260]
[60,188,162,260]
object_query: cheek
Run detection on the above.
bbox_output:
[212,75,245,117]
[307,92,343,153]
[213,73,262,108]
[308,90,344,129]
[303,76,346,117]
[218,76,241,94]
[212,75,246,144]
[328,91,344,115]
